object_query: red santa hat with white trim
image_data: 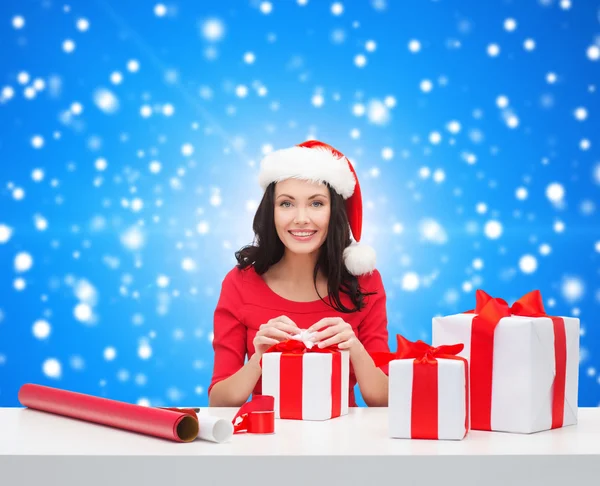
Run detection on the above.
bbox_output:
[258,140,376,276]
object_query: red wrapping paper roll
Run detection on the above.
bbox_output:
[18,383,199,442]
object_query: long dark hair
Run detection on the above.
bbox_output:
[235,181,375,313]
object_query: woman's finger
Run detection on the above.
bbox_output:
[317,333,348,349]
[311,324,344,343]
[273,315,298,328]
[307,317,341,333]
[260,328,293,341]
[254,336,279,346]
[271,321,301,335]
[337,337,358,349]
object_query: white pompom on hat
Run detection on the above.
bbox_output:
[258,140,376,276]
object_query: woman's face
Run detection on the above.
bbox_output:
[273,178,331,256]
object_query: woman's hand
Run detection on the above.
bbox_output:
[307,317,362,352]
[253,315,299,357]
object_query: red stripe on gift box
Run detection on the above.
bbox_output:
[411,358,439,439]
[551,317,567,429]
[279,354,303,419]
[331,352,341,418]
[279,352,343,420]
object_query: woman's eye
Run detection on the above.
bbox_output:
[279,200,324,208]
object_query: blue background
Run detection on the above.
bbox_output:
[0,0,599,408]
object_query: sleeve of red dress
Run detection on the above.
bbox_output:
[208,269,247,397]
[357,269,391,375]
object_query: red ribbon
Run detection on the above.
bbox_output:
[372,335,469,440]
[464,289,567,431]
[232,395,275,434]
[263,340,342,420]
[263,339,340,355]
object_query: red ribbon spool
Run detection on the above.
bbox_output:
[232,395,275,434]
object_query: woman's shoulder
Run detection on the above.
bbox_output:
[223,264,254,284]
[222,264,263,290]
[218,266,257,305]
[356,268,384,292]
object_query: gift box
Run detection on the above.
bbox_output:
[372,335,469,440]
[432,289,579,434]
[261,332,349,421]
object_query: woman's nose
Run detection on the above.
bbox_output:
[294,207,309,224]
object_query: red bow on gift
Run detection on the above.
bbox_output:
[371,334,469,440]
[467,288,549,319]
[264,339,339,355]
[260,339,340,368]
[464,289,567,431]
[371,334,464,367]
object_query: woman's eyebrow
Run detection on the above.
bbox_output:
[276,193,328,200]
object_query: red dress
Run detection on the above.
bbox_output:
[209,265,390,406]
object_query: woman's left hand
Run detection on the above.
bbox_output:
[307,317,362,351]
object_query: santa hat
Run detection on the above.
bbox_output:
[258,140,376,276]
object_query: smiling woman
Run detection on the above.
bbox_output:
[275,182,331,250]
[208,140,390,409]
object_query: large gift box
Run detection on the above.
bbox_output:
[373,335,469,440]
[433,289,579,434]
[261,332,349,421]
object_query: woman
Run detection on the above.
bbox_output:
[208,140,390,408]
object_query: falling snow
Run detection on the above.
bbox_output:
[0,0,598,409]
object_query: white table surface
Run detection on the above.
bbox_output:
[2,406,600,486]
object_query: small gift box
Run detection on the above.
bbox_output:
[432,289,579,434]
[372,335,469,440]
[261,331,349,421]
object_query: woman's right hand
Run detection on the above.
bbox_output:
[253,315,299,357]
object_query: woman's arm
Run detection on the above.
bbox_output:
[209,315,300,406]
[307,316,389,406]
[352,272,390,406]
[308,270,390,407]
[208,269,301,406]
[208,354,262,407]
[208,269,253,407]
[348,342,389,406]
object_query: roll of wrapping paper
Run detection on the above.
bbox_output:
[18,383,199,443]
[196,414,234,443]
[159,407,235,443]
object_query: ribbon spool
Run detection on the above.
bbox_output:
[232,395,275,434]
[245,410,275,434]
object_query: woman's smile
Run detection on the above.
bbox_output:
[288,230,318,241]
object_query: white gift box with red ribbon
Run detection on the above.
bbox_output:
[261,334,349,421]
[432,290,579,434]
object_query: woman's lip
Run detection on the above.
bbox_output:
[288,230,317,241]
